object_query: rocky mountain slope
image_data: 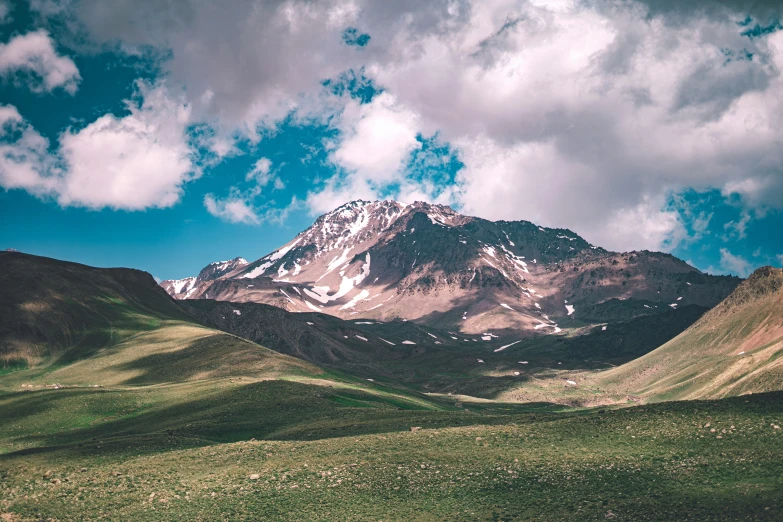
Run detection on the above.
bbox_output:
[161,200,740,335]
[0,250,707,399]
[594,266,783,402]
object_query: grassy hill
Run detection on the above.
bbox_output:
[1,385,781,520]
[0,251,191,369]
[0,253,328,388]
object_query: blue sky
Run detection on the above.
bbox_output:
[0,0,781,281]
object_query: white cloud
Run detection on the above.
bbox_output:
[0,30,80,93]
[245,157,272,185]
[331,92,421,182]
[351,0,783,251]
[722,175,783,210]
[603,198,688,252]
[691,212,714,236]
[75,0,371,137]
[450,137,689,251]
[0,105,58,196]
[204,192,259,225]
[306,92,426,213]
[723,210,752,240]
[0,82,197,210]
[58,82,195,209]
[206,157,291,224]
[204,191,302,225]
[719,247,752,277]
[306,175,380,215]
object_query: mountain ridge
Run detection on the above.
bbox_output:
[161,199,740,334]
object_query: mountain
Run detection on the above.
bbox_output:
[161,256,248,299]
[162,200,739,335]
[2,257,782,522]
[595,266,783,402]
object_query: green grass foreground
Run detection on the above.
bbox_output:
[1,382,782,521]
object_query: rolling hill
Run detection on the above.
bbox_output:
[1,251,191,368]
[0,251,322,386]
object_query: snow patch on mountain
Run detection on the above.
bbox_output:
[340,289,370,310]
[495,340,522,352]
[242,238,302,279]
[170,277,196,295]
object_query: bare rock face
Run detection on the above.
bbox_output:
[720,266,783,309]
[161,200,740,334]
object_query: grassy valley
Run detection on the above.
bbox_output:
[1,387,781,520]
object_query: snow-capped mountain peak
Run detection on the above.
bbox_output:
[161,256,248,300]
[161,276,198,299]
[161,199,739,335]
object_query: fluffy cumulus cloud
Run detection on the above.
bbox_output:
[73,0,367,136]
[332,93,421,183]
[0,30,80,93]
[358,0,783,251]
[245,157,273,185]
[0,82,197,210]
[0,105,58,196]
[307,92,425,213]
[58,83,195,209]
[102,0,772,253]
[62,0,473,150]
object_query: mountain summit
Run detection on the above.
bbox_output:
[161,200,739,334]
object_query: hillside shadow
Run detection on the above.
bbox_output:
[113,333,281,385]
[0,388,104,424]
[0,380,570,460]
[343,304,710,400]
